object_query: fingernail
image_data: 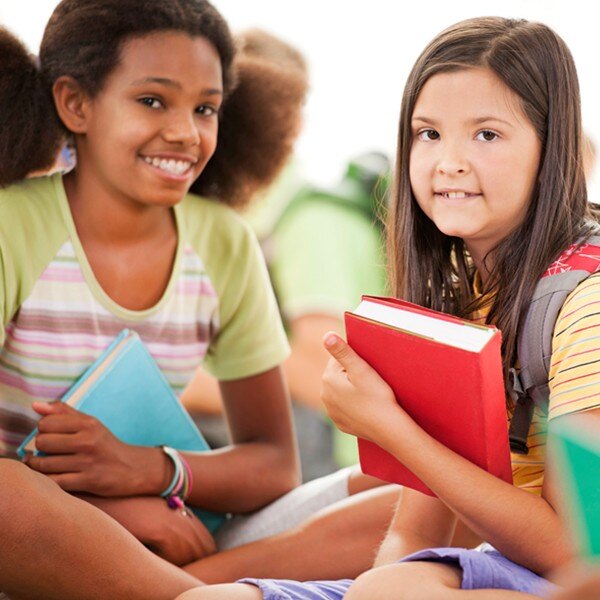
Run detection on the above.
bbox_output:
[324,334,338,348]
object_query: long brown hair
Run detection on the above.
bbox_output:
[388,17,596,380]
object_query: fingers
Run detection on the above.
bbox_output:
[37,414,85,434]
[24,454,90,491]
[32,401,78,417]
[323,332,364,372]
[34,402,87,436]
[152,511,214,566]
[45,472,88,492]
[26,452,80,474]
[34,432,84,454]
[188,513,217,557]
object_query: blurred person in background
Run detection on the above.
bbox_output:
[182,29,389,482]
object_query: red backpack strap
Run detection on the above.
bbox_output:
[542,241,600,277]
[509,235,600,454]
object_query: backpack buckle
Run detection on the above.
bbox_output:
[508,368,532,455]
[508,367,525,404]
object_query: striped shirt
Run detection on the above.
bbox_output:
[473,272,600,495]
[0,175,289,457]
[548,272,600,418]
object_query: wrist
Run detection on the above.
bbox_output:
[160,446,193,509]
[130,446,173,495]
[377,409,423,458]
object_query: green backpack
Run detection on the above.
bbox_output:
[259,152,390,266]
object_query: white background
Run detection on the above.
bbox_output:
[2,0,598,197]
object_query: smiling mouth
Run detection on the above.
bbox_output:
[142,156,194,176]
[436,191,481,199]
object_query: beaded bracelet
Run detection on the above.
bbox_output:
[160,446,191,510]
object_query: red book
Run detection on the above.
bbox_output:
[344,296,512,496]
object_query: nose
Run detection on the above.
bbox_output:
[162,111,200,147]
[436,141,470,175]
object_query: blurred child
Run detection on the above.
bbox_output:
[182,30,388,481]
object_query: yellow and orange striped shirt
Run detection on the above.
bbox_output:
[474,273,600,495]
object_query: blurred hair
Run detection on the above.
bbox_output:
[583,133,596,180]
[196,28,309,207]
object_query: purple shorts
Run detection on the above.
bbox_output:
[238,545,555,599]
[400,545,555,597]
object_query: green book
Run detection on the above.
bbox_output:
[550,416,600,559]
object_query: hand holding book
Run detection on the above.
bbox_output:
[322,332,411,446]
[323,296,512,496]
[18,329,225,533]
[24,400,170,497]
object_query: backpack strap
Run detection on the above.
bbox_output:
[509,234,600,454]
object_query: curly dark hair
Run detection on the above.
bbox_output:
[0,1,305,207]
[0,28,63,184]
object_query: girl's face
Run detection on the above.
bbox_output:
[75,31,223,208]
[409,67,542,263]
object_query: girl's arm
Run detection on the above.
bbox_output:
[321,334,576,575]
[372,487,456,567]
[378,410,575,574]
[27,365,300,513]
[185,364,300,512]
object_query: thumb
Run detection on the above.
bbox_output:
[323,332,360,370]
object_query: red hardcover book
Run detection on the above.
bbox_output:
[344,296,512,496]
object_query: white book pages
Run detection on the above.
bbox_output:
[353,300,495,352]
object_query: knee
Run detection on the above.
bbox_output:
[0,460,61,528]
[174,584,263,600]
[345,562,461,600]
[0,459,57,496]
[345,566,401,600]
[0,460,36,501]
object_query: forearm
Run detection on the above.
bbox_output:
[129,441,298,513]
[284,351,327,410]
[285,314,342,411]
[380,415,573,573]
[184,440,299,512]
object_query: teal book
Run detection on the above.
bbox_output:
[18,329,225,533]
[550,416,600,559]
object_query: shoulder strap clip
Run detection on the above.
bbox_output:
[507,368,533,455]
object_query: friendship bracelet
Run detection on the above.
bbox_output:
[160,446,192,510]
[160,445,183,498]
[179,452,193,501]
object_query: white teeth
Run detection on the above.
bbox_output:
[442,192,474,199]
[143,156,192,175]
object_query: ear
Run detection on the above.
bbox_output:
[52,75,92,134]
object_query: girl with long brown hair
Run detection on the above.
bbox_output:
[175,15,600,600]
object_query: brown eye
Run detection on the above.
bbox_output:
[418,129,440,141]
[477,130,498,142]
[196,105,217,117]
[139,97,163,109]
